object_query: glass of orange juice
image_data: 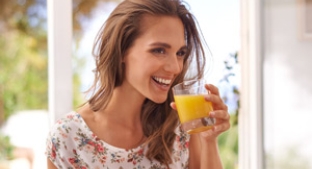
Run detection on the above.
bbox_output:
[172,79,215,134]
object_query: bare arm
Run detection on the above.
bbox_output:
[189,134,223,169]
[188,134,201,169]
[47,159,58,169]
[199,136,223,169]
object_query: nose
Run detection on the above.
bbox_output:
[164,55,182,74]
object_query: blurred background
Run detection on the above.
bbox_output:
[0,0,311,169]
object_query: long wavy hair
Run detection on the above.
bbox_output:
[87,0,208,166]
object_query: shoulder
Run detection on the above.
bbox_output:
[76,103,95,125]
[47,111,84,147]
[50,111,83,133]
[48,110,93,143]
[46,111,90,166]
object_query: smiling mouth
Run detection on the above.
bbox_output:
[152,76,172,86]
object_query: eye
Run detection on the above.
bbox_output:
[151,48,165,54]
[176,49,187,58]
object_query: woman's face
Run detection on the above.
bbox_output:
[122,14,187,103]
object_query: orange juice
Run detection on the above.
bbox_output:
[174,94,213,124]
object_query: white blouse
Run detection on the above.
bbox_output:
[46,111,190,169]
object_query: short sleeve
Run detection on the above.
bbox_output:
[46,129,56,161]
[45,112,78,168]
[45,121,66,168]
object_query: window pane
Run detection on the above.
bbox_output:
[263,0,312,168]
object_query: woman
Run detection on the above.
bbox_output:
[46,0,230,168]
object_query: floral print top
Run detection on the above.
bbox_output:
[46,112,190,169]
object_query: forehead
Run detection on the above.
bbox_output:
[137,14,186,46]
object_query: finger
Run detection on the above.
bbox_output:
[204,94,228,111]
[170,102,177,110]
[213,122,231,132]
[205,84,220,96]
[204,94,223,104]
[209,110,230,120]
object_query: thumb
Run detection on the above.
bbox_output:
[170,102,177,110]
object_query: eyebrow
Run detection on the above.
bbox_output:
[149,42,187,50]
[149,42,172,48]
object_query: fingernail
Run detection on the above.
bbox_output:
[209,111,215,117]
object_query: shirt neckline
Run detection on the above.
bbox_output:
[71,111,145,152]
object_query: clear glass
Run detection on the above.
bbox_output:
[172,79,215,134]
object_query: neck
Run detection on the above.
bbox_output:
[98,85,146,127]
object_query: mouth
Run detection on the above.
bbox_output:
[152,76,172,87]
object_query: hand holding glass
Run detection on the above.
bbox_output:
[172,79,215,134]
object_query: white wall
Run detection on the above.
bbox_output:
[263,0,312,168]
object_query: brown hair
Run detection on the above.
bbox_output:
[88,0,208,166]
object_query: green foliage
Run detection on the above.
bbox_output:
[0,132,14,161]
[217,52,239,169]
[218,114,238,169]
[0,31,48,124]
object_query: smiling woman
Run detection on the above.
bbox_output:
[46,0,230,169]
[123,15,186,103]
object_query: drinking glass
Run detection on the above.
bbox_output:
[172,79,215,134]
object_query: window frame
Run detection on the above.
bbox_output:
[239,0,264,168]
[47,0,73,125]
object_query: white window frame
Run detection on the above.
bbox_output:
[239,0,264,168]
[47,0,73,125]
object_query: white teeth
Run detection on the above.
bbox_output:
[153,76,172,85]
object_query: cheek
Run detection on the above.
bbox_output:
[125,60,148,79]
